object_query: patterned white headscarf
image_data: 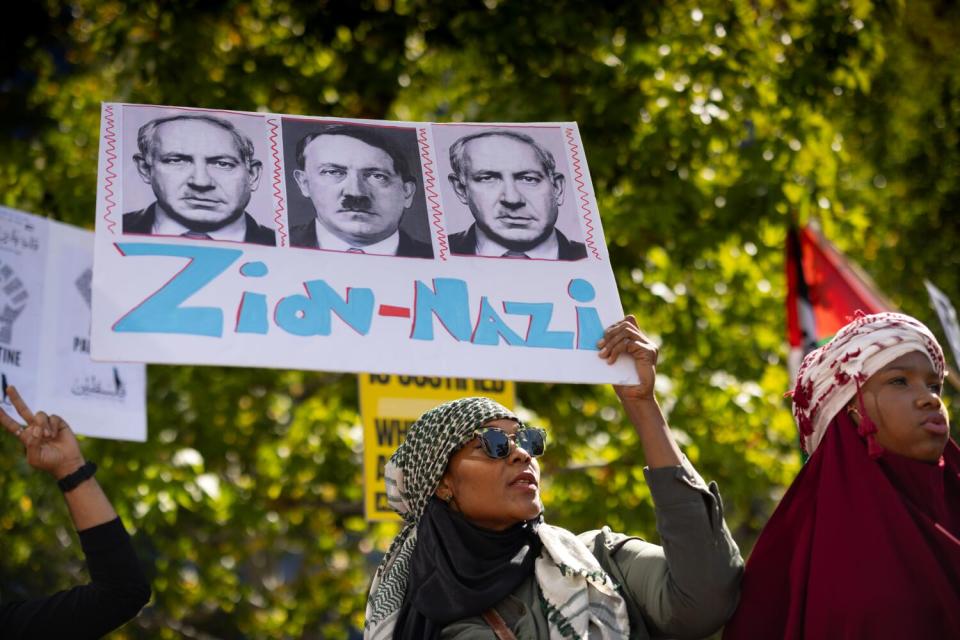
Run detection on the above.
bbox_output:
[791,312,946,456]
[365,397,630,639]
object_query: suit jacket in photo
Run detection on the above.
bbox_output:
[289,221,434,258]
[448,224,587,261]
[123,203,276,246]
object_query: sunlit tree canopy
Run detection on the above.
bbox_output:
[2,1,958,637]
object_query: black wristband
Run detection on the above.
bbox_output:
[57,461,97,493]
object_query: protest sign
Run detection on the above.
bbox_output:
[925,279,960,371]
[359,374,515,521]
[91,103,635,384]
[0,206,147,441]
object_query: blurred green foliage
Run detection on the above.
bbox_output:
[2,0,959,637]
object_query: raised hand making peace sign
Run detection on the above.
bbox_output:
[0,385,86,479]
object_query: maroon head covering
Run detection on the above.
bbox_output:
[724,313,960,639]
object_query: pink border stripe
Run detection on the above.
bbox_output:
[267,118,288,246]
[565,127,601,261]
[102,105,119,234]
[419,127,447,261]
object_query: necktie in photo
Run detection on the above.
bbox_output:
[347,247,366,254]
[502,250,530,259]
[181,231,212,240]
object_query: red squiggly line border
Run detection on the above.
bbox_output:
[102,105,119,234]
[419,127,447,260]
[565,127,602,261]
[267,118,288,246]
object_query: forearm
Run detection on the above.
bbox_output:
[623,462,743,637]
[619,395,682,469]
[61,472,118,532]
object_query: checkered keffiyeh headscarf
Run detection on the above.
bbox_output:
[365,397,516,634]
[384,397,516,524]
[364,397,630,639]
[791,312,946,456]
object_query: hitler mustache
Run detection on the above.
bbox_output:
[340,194,374,212]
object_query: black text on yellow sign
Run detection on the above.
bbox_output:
[360,374,516,522]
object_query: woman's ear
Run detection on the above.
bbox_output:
[846,401,861,425]
[435,475,453,503]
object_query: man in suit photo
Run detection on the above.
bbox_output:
[123,114,275,245]
[290,124,433,258]
[447,130,586,260]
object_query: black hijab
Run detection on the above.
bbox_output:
[393,497,542,639]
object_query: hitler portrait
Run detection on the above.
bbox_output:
[285,121,433,258]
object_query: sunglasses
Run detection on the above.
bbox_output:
[474,427,547,459]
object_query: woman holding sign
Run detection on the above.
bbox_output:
[723,312,960,639]
[364,315,743,639]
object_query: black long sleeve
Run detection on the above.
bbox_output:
[0,517,151,639]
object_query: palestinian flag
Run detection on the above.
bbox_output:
[786,223,890,382]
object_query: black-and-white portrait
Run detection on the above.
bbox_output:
[282,120,433,259]
[435,126,586,261]
[121,106,276,246]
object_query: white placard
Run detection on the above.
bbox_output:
[0,206,146,441]
[91,103,635,384]
[925,279,960,371]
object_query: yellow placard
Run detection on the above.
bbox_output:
[360,374,516,521]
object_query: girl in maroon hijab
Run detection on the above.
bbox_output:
[724,312,960,639]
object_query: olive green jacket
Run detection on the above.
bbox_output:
[441,459,743,639]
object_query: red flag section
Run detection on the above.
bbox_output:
[786,223,890,379]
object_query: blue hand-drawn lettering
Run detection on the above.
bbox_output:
[113,243,242,337]
[411,278,471,341]
[236,292,268,334]
[575,306,604,350]
[503,302,574,349]
[471,297,525,346]
[567,278,595,303]
[239,261,268,277]
[275,280,374,336]
[568,279,603,350]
